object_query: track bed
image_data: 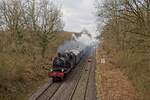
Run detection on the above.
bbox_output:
[29,52,96,100]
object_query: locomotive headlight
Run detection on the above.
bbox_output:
[50,69,53,72]
[61,69,64,72]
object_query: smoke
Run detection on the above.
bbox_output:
[57,37,86,53]
[57,31,99,53]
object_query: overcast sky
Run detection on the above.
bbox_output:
[61,0,97,35]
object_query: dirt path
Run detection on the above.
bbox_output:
[29,52,97,100]
[96,49,139,100]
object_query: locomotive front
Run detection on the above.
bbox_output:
[48,57,65,81]
[48,52,74,81]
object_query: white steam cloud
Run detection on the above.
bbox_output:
[57,32,99,53]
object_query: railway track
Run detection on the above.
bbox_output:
[69,59,92,100]
[29,51,96,100]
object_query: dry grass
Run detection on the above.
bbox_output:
[0,31,72,100]
[96,48,102,100]
[96,44,150,100]
[96,48,139,100]
[109,50,150,100]
[96,14,150,99]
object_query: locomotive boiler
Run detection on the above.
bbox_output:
[48,47,90,82]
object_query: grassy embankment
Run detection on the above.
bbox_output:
[96,18,150,100]
[0,31,72,100]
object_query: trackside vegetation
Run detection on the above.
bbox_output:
[0,0,72,100]
[96,0,150,99]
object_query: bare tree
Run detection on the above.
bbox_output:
[37,0,64,57]
[23,0,41,31]
[96,0,150,55]
[0,0,26,43]
[38,0,63,34]
[0,0,64,56]
[0,11,5,30]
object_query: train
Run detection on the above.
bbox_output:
[48,46,91,82]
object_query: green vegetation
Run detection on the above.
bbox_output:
[96,0,150,99]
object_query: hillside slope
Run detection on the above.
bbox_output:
[0,31,72,100]
[96,19,150,100]
[96,48,139,100]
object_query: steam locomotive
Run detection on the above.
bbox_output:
[48,47,90,82]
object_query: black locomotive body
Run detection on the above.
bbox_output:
[48,47,89,82]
